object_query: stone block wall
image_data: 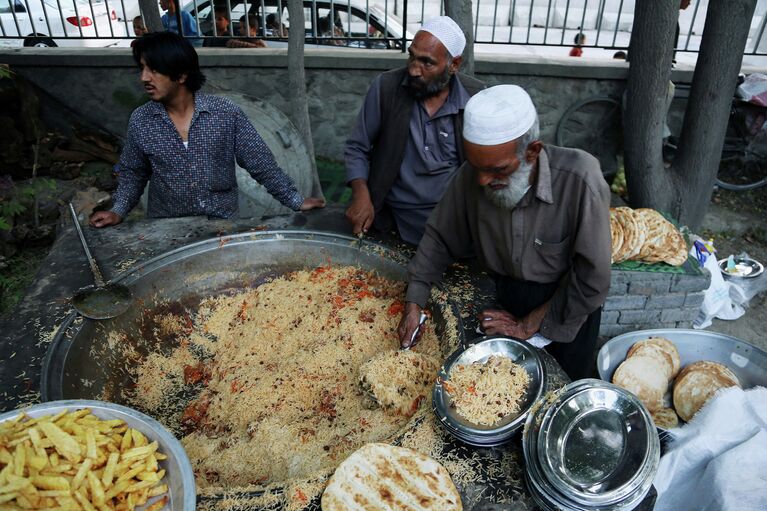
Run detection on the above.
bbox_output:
[599,268,708,339]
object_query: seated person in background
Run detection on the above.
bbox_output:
[133,16,147,37]
[203,6,231,47]
[613,50,627,60]
[131,16,147,48]
[160,0,201,47]
[89,32,324,228]
[569,32,586,57]
[227,14,267,48]
[318,14,345,46]
[266,13,289,37]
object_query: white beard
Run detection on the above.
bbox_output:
[483,160,534,210]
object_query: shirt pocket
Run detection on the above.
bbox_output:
[532,235,571,277]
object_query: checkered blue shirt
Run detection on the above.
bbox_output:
[111,93,304,219]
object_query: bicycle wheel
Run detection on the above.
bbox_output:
[716,151,767,191]
[556,97,622,181]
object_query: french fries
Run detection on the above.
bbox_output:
[0,409,170,510]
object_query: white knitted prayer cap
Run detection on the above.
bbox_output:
[419,16,466,58]
[463,85,537,146]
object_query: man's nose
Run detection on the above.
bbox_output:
[476,171,495,187]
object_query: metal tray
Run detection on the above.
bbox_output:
[718,256,764,278]
[0,400,196,511]
[433,337,545,446]
[596,329,767,429]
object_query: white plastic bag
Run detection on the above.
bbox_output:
[693,244,745,329]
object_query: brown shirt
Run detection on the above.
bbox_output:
[406,145,612,343]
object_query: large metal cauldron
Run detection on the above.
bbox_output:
[42,229,463,428]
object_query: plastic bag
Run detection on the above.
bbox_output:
[723,252,767,306]
[692,241,745,329]
[736,73,767,107]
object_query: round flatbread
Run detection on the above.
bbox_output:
[610,211,624,264]
[613,207,646,262]
[626,343,674,382]
[651,407,679,429]
[321,443,463,511]
[612,355,668,411]
[673,361,740,422]
[627,337,681,379]
[634,208,687,266]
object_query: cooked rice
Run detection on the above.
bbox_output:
[126,266,442,488]
[359,350,439,415]
[445,355,530,426]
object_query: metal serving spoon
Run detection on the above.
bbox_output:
[68,203,132,320]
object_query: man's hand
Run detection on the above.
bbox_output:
[479,301,550,340]
[89,211,122,228]
[398,302,424,349]
[345,179,374,236]
[300,197,326,211]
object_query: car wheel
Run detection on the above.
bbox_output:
[24,35,57,48]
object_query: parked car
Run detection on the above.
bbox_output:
[0,0,128,47]
[180,0,411,49]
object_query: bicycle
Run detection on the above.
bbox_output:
[716,97,767,191]
[556,96,623,183]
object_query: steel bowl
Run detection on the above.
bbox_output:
[0,400,196,511]
[523,380,659,511]
[718,256,764,278]
[432,336,545,446]
[597,329,767,429]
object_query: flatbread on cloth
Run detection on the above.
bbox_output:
[610,212,625,264]
[321,443,463,511]
[673,361,741,422]
[633,208,687,266]
[613,207,647,263]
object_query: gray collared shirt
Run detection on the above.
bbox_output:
[345,75,472,244]
[111,93,303,219]
[406,145,612,343]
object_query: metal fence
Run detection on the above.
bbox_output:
[2,0,767,57]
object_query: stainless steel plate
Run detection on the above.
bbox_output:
[537,383,657,505]
[718,256,764,278]
[523,380,659,511]
[433,337,545,446]
[0,400,196,511]
[597,329,767,430]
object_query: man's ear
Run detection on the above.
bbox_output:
[449,56,463,74]
[525,140,543,163]
[178,73,188,84]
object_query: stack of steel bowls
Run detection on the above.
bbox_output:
[432,336,545,446]
[522,379,660,510]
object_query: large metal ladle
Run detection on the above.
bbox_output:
[68,203,132,320]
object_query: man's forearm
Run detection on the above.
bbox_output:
[349,179,370,200]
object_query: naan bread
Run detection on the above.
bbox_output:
[610,212,625,264]
[321,443,462,511]
[613,207,647,262]
[627,337,681,378]
[633,208,687,266]
[651,407,679,429]
[673,361,740,422]
[612,355,668,411]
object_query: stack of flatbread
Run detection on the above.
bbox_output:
[610,207,687,266]
[612,337,681,428]
[612,337,742,428]
[673,361,740,422]
[321,443,462,510]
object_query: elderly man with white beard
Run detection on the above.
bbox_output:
[397,85,611,379]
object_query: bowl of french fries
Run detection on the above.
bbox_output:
[0,400,195,510]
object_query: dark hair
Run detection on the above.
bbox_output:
[214,6,230,18]
[574,32,586,45]
[132,32,206,92]
[613,50,627,60]
[240,14,259,31]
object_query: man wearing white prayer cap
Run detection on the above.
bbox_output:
[344,16,485,245]
[398,85,611,380]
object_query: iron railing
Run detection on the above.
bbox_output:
[1,0,766,57]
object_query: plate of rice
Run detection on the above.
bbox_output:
[432,336,545,446]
